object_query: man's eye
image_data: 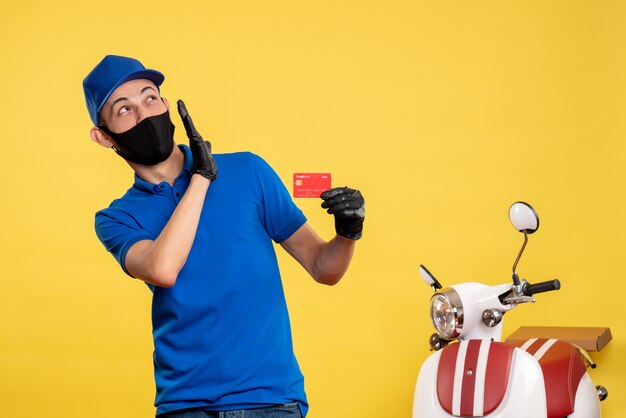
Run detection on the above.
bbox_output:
[147,95,158,102]
[118,106,130,114]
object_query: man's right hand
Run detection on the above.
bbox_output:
[320,187,365,240]
[177,99,218,181]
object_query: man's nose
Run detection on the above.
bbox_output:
[135,102,165,125]
[136,107,151,124]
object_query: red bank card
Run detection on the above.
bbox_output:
[293,173,332,198]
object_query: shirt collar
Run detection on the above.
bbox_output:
[133,144,193,193]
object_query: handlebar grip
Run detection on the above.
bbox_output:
[523,279,561,296]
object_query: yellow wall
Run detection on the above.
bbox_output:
[1,1,624,416]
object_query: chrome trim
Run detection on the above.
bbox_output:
[429,333,450,351]
[481,309,503,327]
[430,287,464,339]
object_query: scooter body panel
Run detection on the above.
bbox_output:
[513,338,593,417]
[413,345,547,418]
[568,373,601,418]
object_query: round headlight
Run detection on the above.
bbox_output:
[430,289,463,339]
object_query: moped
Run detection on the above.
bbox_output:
[413,202,609,418]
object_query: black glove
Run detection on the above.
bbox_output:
[320,187,365,240]
[177,99,218,181]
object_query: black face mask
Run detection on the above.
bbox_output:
[100,110,175,166]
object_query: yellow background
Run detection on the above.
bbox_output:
[1,1,624,417]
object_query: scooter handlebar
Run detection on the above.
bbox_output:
[522,279,561,296]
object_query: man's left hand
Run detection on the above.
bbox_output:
[177,99,218,181]
[320,187,365,240]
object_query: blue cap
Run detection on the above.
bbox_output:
[83,55,165,125]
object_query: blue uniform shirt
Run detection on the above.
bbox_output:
[95,145,309,416]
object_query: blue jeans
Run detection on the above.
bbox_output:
[158,404,303,418]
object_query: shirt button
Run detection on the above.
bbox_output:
[160,184,165,189]
[175,192,181,197]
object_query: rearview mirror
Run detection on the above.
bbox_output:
[509,202,539,234]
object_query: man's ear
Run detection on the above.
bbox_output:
[162,97,170,110]
[90,127,114,148]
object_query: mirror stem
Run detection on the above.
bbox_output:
[512,230,528,286]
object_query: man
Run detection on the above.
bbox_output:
[83,55,365,418]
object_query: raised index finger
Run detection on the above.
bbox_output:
[177,99,200,139]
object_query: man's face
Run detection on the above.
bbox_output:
[99,78,168,133]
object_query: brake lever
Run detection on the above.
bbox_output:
[502,294,535,304]
[501,281,536,305]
